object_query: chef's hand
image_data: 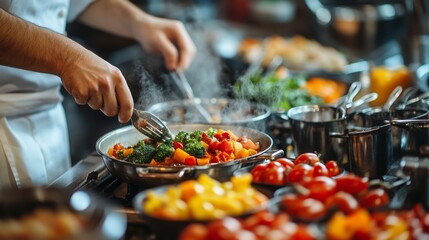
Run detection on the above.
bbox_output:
[131,14,197,71]
[60,49,133,123]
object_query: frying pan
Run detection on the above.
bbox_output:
[96,124,275,186]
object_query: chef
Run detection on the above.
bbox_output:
[0,0,196,188]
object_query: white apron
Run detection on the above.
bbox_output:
[0,0,94,188]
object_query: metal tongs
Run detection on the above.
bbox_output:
[131,109,173,142]
[169,71,214,123]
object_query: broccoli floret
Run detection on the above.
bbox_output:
[183,140,206,158]
[152,142,174,162]
[189,130,203,142]
[174,131,189,143]
[126,140,155,164]
[205,128,217,138]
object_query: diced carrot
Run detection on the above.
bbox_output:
[123,148,133,157]
[236,149,250,159]
[172,148,191,164]
[197,157,210,166]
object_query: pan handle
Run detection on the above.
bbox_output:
[136,167,193,179]
[239,149,285,166]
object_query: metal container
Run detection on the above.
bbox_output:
[0,187,127,240]
[147,98,271,132]
[390,119,429,157]
[96,124,275,187]
[359,108,429,160]
[334,123,393,179]
[286,105,347,162]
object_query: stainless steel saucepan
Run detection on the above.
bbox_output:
[96,124,277,186]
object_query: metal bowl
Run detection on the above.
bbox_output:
[0,187,126,240]
[96,124,274,187]
[147,98,271,132]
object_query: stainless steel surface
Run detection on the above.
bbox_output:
[344,123,393,179]
[357,108,429,161]
[383,85,403,111]
[169,71,213,123]
[347,92,379,114]
[96,124,273,186]
[286,105,348,162]
[50,154,108,190]
[131,109,173,142]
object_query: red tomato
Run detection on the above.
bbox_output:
[287,164,313,183]
[335,174,369,196]
[358,188,390,209]
[312,162,328,177]
[275,158,295,170]
[173,141,184,149]
[179,224,208,240]
[265,166,286,185]
[300,176,337,202]
[242,211,277,229]
[206,217,242,240]
[251,164,267,183]
[266,161,283,170]
[325,191,359,214]
[290,225,316,240]
[184,156,197,166]
[284,197,327,222]
[325,160,341,177]
[294,153,320,166]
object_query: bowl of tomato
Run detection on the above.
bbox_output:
[234,152,344,197]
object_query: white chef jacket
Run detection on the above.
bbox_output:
[0,0,94,188]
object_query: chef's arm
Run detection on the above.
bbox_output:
[76,0,196,70]
[0,8,133,123]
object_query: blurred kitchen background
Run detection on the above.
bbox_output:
[64,0,428,164]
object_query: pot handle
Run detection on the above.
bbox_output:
[239,149,285,165]
[136,167,193,179]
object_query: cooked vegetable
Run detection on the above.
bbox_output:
[152,142,175,162]
[127,140,155,164]
[183,140,206,158]
[107,128,260,166]
[233,70,324,112]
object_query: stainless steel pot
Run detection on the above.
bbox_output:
[147,98,271,132]
[332,123,393,179]
[96,124,276,186]
[286,105,348,163]
[357,107,429,160]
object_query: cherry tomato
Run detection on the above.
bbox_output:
[265,166,286,185]
[290,225,316,240]
[335,174,369,196]
[300,176,337,202]
[325,191,359,214]
[283,197,327,222]
[358,188,390,209]
[173,141,184,149]
[206,217,242,240]
[287,164,313,183]
[251,164,267,183]
[325,160,341,177]
[312,162,329,177]
[275,158,295,170]
[179,224,207,240]
[294,153,320,166]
